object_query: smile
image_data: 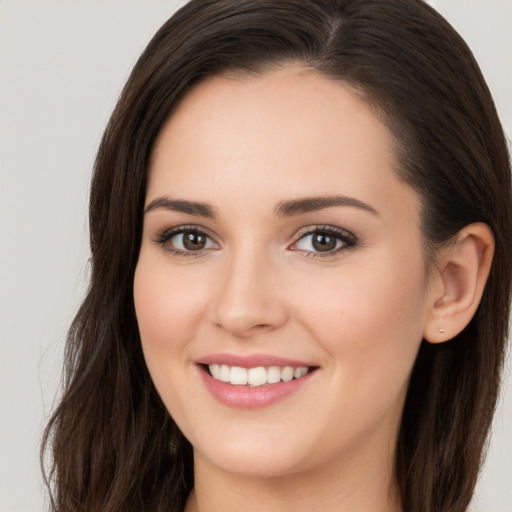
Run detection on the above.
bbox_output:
[208,364,310,387]
[197,356,318,409]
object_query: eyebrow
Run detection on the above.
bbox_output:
[144,194,379,218]
[275,195,379,217]
[144,197,216,218]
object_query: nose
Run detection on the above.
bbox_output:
[210,249,288,339]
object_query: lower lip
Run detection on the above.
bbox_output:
[198,367,315,409]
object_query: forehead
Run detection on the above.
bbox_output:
[151,66,392,167]
[147,65,419,225]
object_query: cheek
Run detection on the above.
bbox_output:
[133,257,212,429]
[133,256,212,394]
[134,257,206,346]
[292,251,428,386]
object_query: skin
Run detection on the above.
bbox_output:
[133,65,493,511]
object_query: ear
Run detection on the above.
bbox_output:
[423,222,494,344]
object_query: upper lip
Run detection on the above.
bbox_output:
[196,353,317,368]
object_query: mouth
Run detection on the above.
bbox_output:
[196,356,319,409]
[203,363,314,387]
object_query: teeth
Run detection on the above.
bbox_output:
[230,366,248,385]
[209,363,221,380]
[208,364,310,387]
[248,367,267,387]
[281,366,294,382]
[267,366,281,384]
[220,364,230,382]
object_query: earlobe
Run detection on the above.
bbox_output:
[423,223,494,344]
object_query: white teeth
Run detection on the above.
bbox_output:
[209,363,221,380]
[281,367,294,382]
[267,366,281,384]
[219,364,230,382]
[208,364,310,386]
[248,367,267,386]
[230,366,248,385]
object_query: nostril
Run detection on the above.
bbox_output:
[253,323,272,330]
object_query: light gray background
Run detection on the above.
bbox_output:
[0,1,511,511]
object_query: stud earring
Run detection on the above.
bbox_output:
[438,328,445,334]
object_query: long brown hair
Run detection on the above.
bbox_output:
[41,1,512,511]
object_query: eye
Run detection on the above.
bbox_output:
[172,230,214,251]
[290,226,357,256]
[154,226,218,256]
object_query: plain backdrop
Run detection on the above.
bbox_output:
[0,1,511,511]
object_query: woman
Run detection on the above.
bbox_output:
[41,1,512,511]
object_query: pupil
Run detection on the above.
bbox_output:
[183,232,206,250]
[312,233,336,252]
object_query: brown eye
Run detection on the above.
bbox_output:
[155,227,217,255]
[311,233,337,252]
[182,231,207,250]
[291,226,357,257]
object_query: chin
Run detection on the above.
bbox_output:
[191,427,315,478]
[204,450,307,478]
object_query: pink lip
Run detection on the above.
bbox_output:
[196,354,318,410]
[196,353,316,368]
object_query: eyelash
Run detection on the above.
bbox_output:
[291,225,358,258]
[153,224,358,259]
[153,225,217,259]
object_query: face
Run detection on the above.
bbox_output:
[134,66,434,479]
